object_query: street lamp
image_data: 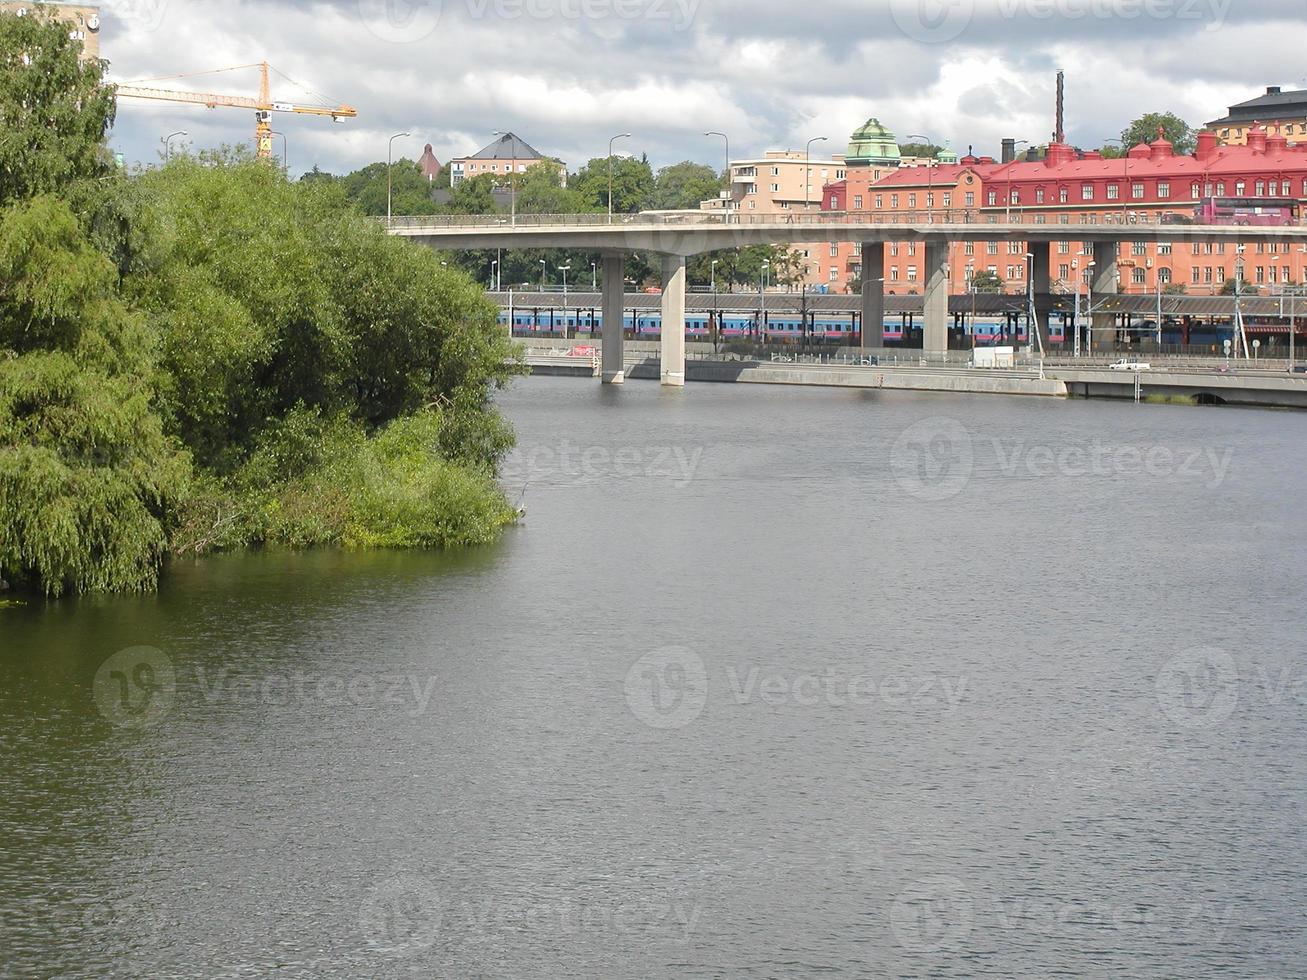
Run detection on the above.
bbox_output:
[590,260,597,290]
[759,259,770,340]
[539,258,547,290]
[162,131,188,163]
[705,131,729,221]
[268,130,288,171]
[493,131,518,225]
[559,264,571,339]
[490,259,499,292]
[805,136,828,212]
[387,131,411,228]
[711,259,719,294]
[907,134,935,221]
[608,133,631,223]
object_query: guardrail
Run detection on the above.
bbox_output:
[384,211,1307,231]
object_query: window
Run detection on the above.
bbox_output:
[836,169,846,179]
[1035,188,1046,204]
[1082,184,1095,200]
[829,244,839,257]
[1010,189,1020,205]
[908,243,917,256]
[853,243,862,255]
[770,183,780,193]
[1059,187,1069,204]
[987,242,999,255]
[829,267,838,282]
[1204,267,1213,284]
[1236,181,1246,196]
[926,193,934,208]
[891,194,899,208]
[853,195,864,209]
[1132,268,1146,285]
[1107,184,1120,200]
[778,201,790,209]
[1191,183,1200,199]
[1216,183,1226,196]
[942,192,952,207]
[1008,242,1023,255]
[890,266,899,281]
[908,194,917,208]
[965,191,975,207]
[875,195,883,209]
[1256,266,1266,284]
[1191,267,1201,284]
[907,266,918,281]
[1158,182,1170,199]
[1059,242,1070,253]
[1132,242,1147,256]
[829,196,838,209]
[988,190,998,206]
[1256,181,1266,196]
[1158,243,1171,255]
[1191,242,1202,255]
[1132,183,1145,200]
[1006,265,1017,280]
[771,166,780,176]
[1059,264,1070,280]
[1158,268,1171,284]
[890,243,899,256]
[965,243,975,255]
[1283,180,1292,196]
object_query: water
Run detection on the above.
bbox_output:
[3,376,1306,977]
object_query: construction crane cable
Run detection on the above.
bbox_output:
[268,64,339,110]
[118,63,266,86]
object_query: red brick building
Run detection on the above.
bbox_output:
[823,127,1307,297]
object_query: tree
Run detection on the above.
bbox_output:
[515,161,589,215]
[1163,283,1188,295]
[1220,277,1259,296]
[899,142,943,159]
[969,269,1004,293]
[333,159,442,217]
[1120,112,1196,155]
[650,161,722,211]
[0,9,116,205]
[571,154,654,214]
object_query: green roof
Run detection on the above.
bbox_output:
[846,118,901,167]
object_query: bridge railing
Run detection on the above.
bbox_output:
[383,211,1307,231]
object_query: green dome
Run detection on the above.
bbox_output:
[936,147,958,164]
[846,118,902,167]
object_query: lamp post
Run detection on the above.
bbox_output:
[493,131,518,225]
[710,259,718,294]
[705,131,729,221]
[268,131,288,171]
[162,131,188,163]
[539,259,546,291]
[608,133,631,223]
[490,260,499,292]
[387,131,411,228]
[590,261,597,290]
[805,136,828,212]
[559,264,571,339]
[711,259,720,352]
[1084,260,1096,356]
[758,259,770,341]
[907,134,935,222]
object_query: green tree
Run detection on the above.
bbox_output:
[445,172,501,216]
[1219,277,1259,296]
[898,142,943,159]
[650,161,722,211]
[970,269,1004,293]
[515,161,589,215]
[1120,112,1196,155]
[571,154,654,214]
[0,9,115,205]
[334,159,442,217]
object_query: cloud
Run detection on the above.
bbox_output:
[102,0,1306,177]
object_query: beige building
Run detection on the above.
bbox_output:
[1207,86,1307,145]
[1,1,101,59]
[699,150,848,288]
[449,132,563,187]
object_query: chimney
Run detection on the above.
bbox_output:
[1001,138,1016,163]
[1268,86,1282,95]
[1195,130,1218,162]
[1055,70,1066,144]
[1248,123,1268,154]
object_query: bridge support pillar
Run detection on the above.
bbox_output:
[601,251,625,383]
[861,242,884,351]
[923,239,950,355]
[1031,244,1053,352]
[1091,240,1120,355]
[660,254,686,387]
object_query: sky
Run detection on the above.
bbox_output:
[99,0,1307,177]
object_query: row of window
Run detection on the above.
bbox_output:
[986,178,1307,207]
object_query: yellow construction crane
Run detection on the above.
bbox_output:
[115,61,358,159]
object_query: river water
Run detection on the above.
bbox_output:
[3,377,1306,977]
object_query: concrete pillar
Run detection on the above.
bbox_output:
[1030,244,1053,352]
[1091,240,1119,355]
[923,238,950,355]
[660,254,686,387]
[861,242,885,350]
[601,251,625,384]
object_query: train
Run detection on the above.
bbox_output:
[500,308,1251,351]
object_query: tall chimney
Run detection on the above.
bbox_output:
[1056,70,1066,145]
[1001,138,1017,164]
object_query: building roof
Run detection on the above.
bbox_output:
[846,118,901,168]
[462,132,544,161]
[1208,86,1307,127]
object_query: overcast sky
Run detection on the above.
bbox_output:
[101,0,1307,177]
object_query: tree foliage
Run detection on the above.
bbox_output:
[650,161,722,211]
[1119,112,1197,155]
[0,10,115,205]
[571,154,655,214]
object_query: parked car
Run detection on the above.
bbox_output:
[1109,359,1152,372]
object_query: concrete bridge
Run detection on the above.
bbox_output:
[388,212,1307,386]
